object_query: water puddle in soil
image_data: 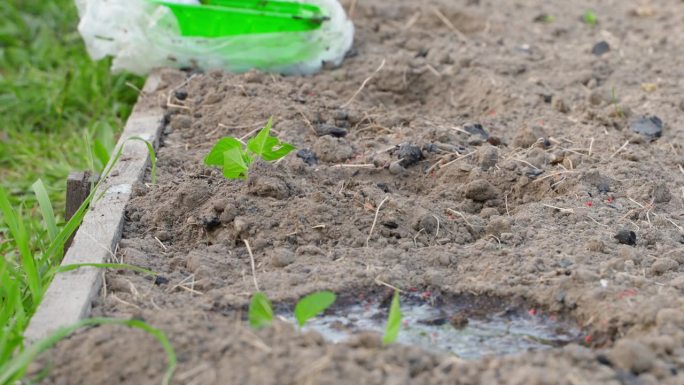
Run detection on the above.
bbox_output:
[284,292,581,359]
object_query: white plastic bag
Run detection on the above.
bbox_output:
[76,0,354,75]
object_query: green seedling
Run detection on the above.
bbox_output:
[247,291,336,330]
[611,87,625,119]
[294,291,336,327]
[583,10,598,26]
[249,292,274,329]
[205,118,295,180]
[383,290,402,345]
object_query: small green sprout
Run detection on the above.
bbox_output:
[204,118,295,180]
[611,87,624,119]
[383,290,402,345]
[583,10,598,26]
[247,291,336,330]
[294,291,337,327]
[534,14,555,23]
[249,292,274,329]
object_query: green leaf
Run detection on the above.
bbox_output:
[204,137,243,167]
[383,291,401,345]
[583,10,597,26]
[246,118,296,161]
[31,179,57,243]
[223,146,250,180]
[294,291,336,327]
[54,263,156,277]
[92,138,111,170]
[249,292,273,329]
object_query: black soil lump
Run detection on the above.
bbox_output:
[630,115,663,139]
[397,143,424,167]
[614,230,637,246]
[591,41,610,56]
[296,148,318,166]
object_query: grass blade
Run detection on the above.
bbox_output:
[0,318,176,385]
[0,186,41,305]
[55,263,156,277]
[383,291,401,345]
[31,180,57,243]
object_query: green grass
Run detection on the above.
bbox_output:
[0,0,143,214]
[0,0,152,383]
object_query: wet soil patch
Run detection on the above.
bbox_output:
[287,291,581,359]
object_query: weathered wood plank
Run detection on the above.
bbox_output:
[65,171,98,250]
[25,71,166,342]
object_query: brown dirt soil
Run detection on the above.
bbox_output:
[38,0,684,384]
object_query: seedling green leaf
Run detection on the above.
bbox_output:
[204,137,243,167]
[205,119,295,180]
[249,292,274,329]
[294,291,336,327]
[583,10,597,26]
[222,146,250,180]
[246,118,296,161]
[383,291,401,345]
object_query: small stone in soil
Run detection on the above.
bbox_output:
[382,221,399,229]
[591,41,610,56]
[153,275,170,285]
[397,143,424,167]
[202,215,221,230]
[615,230,637,246]
[596,354,613,367]
[463,123,489,139]
[450,314,469,329]
[524,168,544,179]
[296,148,318,166]
[174,89,188,100]
[314,123,348,137]
[630,115,663,139]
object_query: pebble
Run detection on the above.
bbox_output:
[170,115,192,130]
[389,161,406,175]
[630,115,663,139]
[233,217,248,233]
[586,239,605,253]
[670,275,684,290]
[650,258,679,275]
[512,125,546,148]
[610,340,655,374]
[174,89,188,100]
[463,123,489,139]
[614,230,637,246]
[591,41,611,56]
[312,136,354,163]
[314,123,348,138]
[553,97,570,113]
[248,175,289,200]
[270,248,295,267]
[650,183,671,203]
[464,180,499,202]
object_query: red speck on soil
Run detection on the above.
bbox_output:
[528,309,537,316]
[585,201,593,207]
[584,335,593,344]
[617,288,638,299]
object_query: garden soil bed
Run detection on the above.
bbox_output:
[39,0,684,384]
